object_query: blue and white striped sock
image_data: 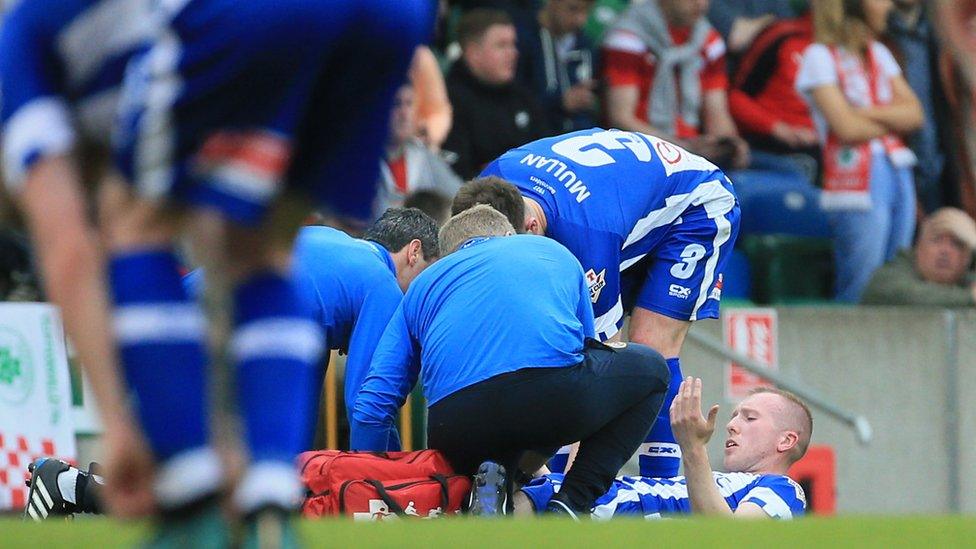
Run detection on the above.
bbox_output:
[110,249,210,460]
[638,357,683,478]
[110,249,221,509]
[231,271,323,512]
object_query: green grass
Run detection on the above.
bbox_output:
[3,516,975,548]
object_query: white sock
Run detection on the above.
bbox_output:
[155,447,223,510]
[233,461,303,514]
[57,468,79,505]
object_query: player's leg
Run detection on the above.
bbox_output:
[631,193,740,478]
[628,309,689,478]
[100,182,223,514]
[217,208,323,519]
[105,13,240,534]
[547,343,669,514]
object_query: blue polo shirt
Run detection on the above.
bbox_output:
[350,235,595,450]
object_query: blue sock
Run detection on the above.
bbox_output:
[639,357,682,478]
[109,249,209,461]
[231,271,322,511]
[232,272,322,458]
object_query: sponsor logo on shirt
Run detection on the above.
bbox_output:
[669,284,692,300]
[585,268,607,303]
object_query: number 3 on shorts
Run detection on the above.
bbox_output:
[670,244,706,280]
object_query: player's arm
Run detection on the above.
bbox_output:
[349,300,420,451]
[0,9,135,436]
[670,377,738,517]
[344,281,403,440]
[22,157,135,433]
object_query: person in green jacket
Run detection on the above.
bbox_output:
[861,207,976,306]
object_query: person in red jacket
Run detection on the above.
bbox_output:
[729,12,819,175]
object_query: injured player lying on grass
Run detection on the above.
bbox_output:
[515,379,811,519]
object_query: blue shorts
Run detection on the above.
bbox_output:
[114,0,434,226]
[621,200,741,322]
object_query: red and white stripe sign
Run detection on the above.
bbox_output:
[723,308,778,400]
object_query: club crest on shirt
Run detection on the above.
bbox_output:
[585,268,606,303]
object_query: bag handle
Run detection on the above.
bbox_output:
[430,474,451,511]
[365,479,407,515]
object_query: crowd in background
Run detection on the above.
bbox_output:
[1,0,975,307]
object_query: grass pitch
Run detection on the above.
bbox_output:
[2,516,975,548]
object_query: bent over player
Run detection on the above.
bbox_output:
[452,128,741,478]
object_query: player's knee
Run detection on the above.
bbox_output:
[223,226,292,277]
[615,343,670,392]
[100,187,177,252]
[628,310,690,358]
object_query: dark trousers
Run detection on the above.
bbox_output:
[427,340,669,512]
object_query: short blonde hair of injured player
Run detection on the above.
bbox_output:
[438,204,516,255]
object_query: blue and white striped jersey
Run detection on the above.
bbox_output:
[0,0,154,188]
[480,128,738,339]
[522,472,806,519]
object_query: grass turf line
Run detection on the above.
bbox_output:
[2,516,974,547]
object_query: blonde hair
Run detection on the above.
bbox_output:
[748,387,814,463]
[812,0,871,53]
[438,204,515,255]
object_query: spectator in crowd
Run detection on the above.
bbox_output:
[796,0,924,302]
[404,189,454,226]
[729,9,819,180]
[602,0,750,170]
[517,0,599,132]
[708,0,808,55]
[887,0,951,213]
[442,8,551,179]
[373,84,463,221]
[409,45,454,149]
[862,207,976,306]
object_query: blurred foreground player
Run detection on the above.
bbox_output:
[105,0,433,543]
[453,128,741,478]
[0,0,160,519]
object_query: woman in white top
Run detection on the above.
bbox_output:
[796,0,924,302]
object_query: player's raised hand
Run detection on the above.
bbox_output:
[670,377,720,449]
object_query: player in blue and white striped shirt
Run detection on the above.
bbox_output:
[517,380,811,519]
[452,128,742,479]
